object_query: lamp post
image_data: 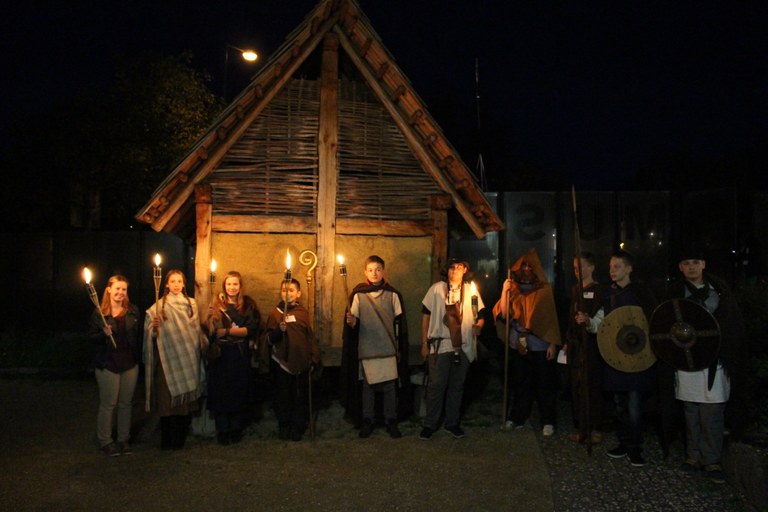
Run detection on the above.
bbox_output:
[223,44,258,101]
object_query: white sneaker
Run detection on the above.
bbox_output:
[505,420,515,429]
[542,424,555,436]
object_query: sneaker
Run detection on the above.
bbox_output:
[290,428,304,442]
[444,424,465,439]
[607,445,628,458]
[217,433,231,446]
[386,421,403,439]
[542,424,555,437]
[679,458,700,474]
[419,427,435,440]
[628,449,646,467]
[278,427,290,441]
[704,464,726,484]
[119,442,133,455]
[101,442,121,457]
[358,420,374,439]
[504,420,515,430]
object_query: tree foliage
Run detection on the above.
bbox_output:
[1,52,223,230]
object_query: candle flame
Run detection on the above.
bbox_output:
[337,254,344,265]
[285,249,292,270]
[210,258,217,273]
[154,253,162,267]
[470,281,477,296]
[83,267,92,284]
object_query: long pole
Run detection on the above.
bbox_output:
[572,186,592,455]
[501,266,512,429]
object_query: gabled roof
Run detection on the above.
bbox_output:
[135,0,504,239]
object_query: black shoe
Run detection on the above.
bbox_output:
[607,445,628,458]
[101,442,121,457]
[119,442,133,455]
[628,449,646,467]
[679,458,700,474]
[278,427,291,441]
[359,420,374,439]
[229,430,243,444]
[217,432,231,446]
[419,427,435,440]
[386,421,402,439]
[704,464,726,484]
[444,424,465,439]
[290,427,304,442]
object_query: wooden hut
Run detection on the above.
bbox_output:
[135,0,504,364]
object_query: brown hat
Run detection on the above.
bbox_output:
[441,258,473,280]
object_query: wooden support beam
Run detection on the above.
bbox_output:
[430,194,451,283]
[317,32,340,349]
[212,215,318,233]
[194,184,213,322]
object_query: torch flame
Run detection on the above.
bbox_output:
[83,267,92,284]
[210,258,217,273]
[285,249,292,270]
[337,254,344,265]
[154,253,162,267]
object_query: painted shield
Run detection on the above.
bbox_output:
[649,299,720,371]
[597,306,655,372]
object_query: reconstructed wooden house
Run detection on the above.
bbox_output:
[136,0,503,364]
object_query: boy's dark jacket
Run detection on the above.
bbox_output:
[657,273,749,443]
[340,281,411,426]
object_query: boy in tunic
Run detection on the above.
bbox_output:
[342,255,408,438]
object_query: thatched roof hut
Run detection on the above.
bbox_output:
[135,0,503,363]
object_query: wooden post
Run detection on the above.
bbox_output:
[430,194,451,283]
[317,33,340,348]
[195,184,213,322]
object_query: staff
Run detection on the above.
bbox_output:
[500,266,513,429]
[572,185,592,455]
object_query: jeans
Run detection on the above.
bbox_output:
[95,365,138,446]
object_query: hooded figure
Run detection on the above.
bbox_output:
[493,248,561,435]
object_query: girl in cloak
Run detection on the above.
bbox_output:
[143,269,205,450]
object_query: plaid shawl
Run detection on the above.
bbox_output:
[143,293,203,411]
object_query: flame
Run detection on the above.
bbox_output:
[210,258,217,273]
[285,249,292,270]
[154,253,162,267]
[337,254,344,265]
[83,267,92,284]
[470,281,477,296]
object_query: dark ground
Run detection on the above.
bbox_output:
[0,364,761,512]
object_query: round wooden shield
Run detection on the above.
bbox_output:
[649,299,720,371]
[597,306,655,372]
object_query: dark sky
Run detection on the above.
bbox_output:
[2,0,766,190]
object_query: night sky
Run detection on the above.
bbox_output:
[2,0,766,190]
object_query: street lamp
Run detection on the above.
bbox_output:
[223,44,258,101]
